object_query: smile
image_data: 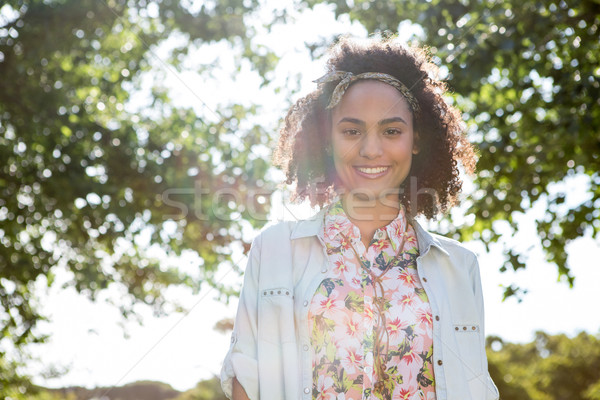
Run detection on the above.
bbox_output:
[354,166,390,178]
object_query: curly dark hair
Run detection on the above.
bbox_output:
[272,36,477,219]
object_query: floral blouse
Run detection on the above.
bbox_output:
[308,200,436,400]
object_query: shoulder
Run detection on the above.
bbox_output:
[410,219,477,263]
[430,233,477,263]
[428,233,483,291]
[248,211,324,262]
[411,219,478,270]
[250,219,302,252]
[419,230,484,296]
[261,220,296,237]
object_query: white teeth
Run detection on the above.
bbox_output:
[357,167,388,174]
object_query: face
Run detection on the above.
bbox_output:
[330,80,418,204]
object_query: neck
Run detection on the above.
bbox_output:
[340,193,401,246]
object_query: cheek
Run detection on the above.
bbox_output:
[396,138,416,159]
[332,141,350,164]
[332,156,346,176]
[331,150,353,181]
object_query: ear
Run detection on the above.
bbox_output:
[412,131,420,155]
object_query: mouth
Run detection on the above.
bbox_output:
[353,166,390,179]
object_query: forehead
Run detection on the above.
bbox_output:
[331,80,412,120]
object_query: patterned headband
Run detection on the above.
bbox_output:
[313,71,420,114]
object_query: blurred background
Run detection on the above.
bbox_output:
[1,0,599,399]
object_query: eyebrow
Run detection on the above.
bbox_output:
[337,116,408,126]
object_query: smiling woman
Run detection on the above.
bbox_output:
[330,80,418,248]
[272,38,477,221]
[221,36,499,400]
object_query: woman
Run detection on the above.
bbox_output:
[221,37,499,400]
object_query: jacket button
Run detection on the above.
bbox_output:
[422,277,428,282]
[321,268,327,273]
[437,360,443,366]
[303,345,309,351]
[303,300,308,307]
[304,387,310,394]
[435,315,440,321]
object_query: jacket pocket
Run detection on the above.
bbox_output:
[261,287,293,298]
[259,287,295,344]
[453,324,484,380]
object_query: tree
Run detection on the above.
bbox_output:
[47,380,181,400]
[487,331,600,400]
[16,380,180,400]
[300,0,600,298]
[0,0,278,394]
[174,376,228,400]
[0,352,36,398]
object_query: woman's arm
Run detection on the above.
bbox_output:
[220,233,262,399]
[232,377,251,400]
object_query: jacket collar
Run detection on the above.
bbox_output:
[408,215,450,257]
[289,207,327,240]
[290,206,449,258]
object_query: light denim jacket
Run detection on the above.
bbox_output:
[221,208,499,400]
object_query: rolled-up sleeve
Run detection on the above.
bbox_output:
[468,255,500,400]
[221,234,262,399]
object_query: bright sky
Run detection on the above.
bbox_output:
[20,1,600,394]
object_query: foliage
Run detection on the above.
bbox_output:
[213,317,234,334]
[24,390,77,400]
[7,377,225,400]
[302,0,600,298]
[487,331,600,400]
[0,0,274,346]
[2,0,599,395]
[0,351,36,399]
[28,380,179,400]
[0,0,277,395]
[174,376,228,400]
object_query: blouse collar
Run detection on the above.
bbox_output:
[322,199,410,252]
[289,200,449,258]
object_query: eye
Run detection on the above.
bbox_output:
[342,129,361,136]
[384,128,402,136]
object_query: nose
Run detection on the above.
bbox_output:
[358,132,383,159]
